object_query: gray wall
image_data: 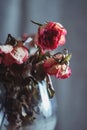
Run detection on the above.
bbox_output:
[0,0,87,130]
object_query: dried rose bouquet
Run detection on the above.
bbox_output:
[0,21,72,128]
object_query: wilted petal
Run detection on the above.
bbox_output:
[10,46,29,64]
[0,45,13,54]
[56,66,72,79]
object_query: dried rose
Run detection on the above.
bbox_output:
[0,44,29,65]
[35,22,67,50]
[43,54,71,79]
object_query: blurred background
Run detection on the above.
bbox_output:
[0,0,87,130]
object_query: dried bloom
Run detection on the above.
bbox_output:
[0,44,29,65]
[35,22,67,50]
[43,53,71,79]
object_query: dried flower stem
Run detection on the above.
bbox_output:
[31,20,43,26]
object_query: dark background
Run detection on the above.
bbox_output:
[0,0,87,130]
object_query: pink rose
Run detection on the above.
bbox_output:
[43,54,71,79]
[0,44,29,65]
[35,22,67,50]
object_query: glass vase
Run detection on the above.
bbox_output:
[0,77,57,130]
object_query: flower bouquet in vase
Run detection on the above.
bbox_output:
[0,21,72,130]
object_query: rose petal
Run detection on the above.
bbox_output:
[56,66,72,79]
[10,46,29,64]
[0,45,13,54]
